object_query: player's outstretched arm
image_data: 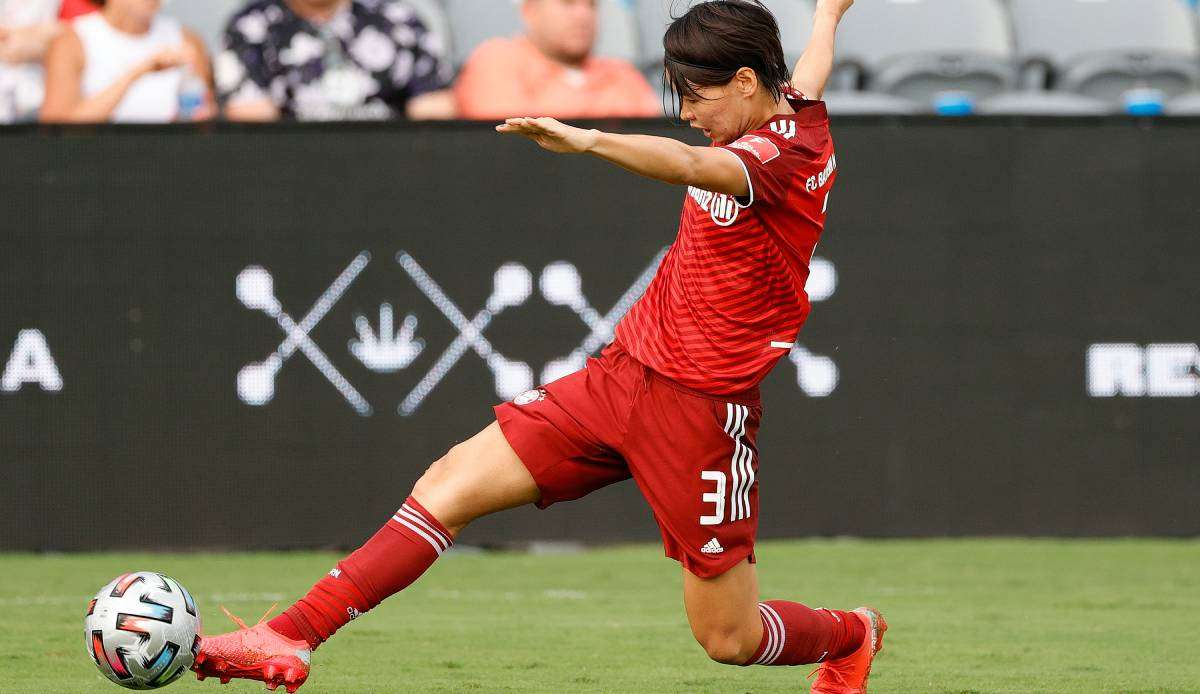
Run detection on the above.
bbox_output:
[791,0,854,100]
[497,117,749,197]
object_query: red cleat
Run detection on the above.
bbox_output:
[192,605,311,693]
[809,606,887,694]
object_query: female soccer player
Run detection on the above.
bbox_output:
[193,2,884,692]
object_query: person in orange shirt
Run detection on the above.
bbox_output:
[455,0,661,120]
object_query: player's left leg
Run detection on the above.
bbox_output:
[192,422,543,692]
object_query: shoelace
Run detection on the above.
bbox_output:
[218,602,280,631]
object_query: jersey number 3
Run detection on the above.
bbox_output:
[700,471,727,526]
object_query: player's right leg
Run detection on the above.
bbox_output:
[192,422,540,692]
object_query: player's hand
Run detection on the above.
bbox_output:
[496,117,599,154]
[815,0,854,20]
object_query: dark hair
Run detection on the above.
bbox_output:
[663,1,791,105]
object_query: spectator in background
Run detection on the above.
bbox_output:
[0,0,61,122]
[455,0,660,120]
[41,0,214,123]
[217,0,455,121]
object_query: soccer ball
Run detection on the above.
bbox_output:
[84,572,201,689]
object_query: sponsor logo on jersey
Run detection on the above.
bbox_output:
[514,388,547,405]
[727,134,780,164]
[1087,343,1200,397]
[806,153,837,192]
[346,606,362,620]
[328,567,342,578]
[687,186,740,227]
[701,538,725,554]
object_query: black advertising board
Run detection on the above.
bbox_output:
[2,119,1197,550]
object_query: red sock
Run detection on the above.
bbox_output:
[268,497,453,649]
[744,601,865,666]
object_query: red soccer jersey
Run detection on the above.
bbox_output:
[615,96,837,396]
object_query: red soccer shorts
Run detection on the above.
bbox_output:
[494,342,761,578]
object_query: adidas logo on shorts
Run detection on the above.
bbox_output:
[701,538,724,554]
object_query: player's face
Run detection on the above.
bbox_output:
[678,83,748,146]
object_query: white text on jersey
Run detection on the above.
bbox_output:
[806,153,837,192]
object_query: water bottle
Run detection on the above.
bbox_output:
[1122,88,1165,117]
[177,71,207,121]
[933,90,975,117]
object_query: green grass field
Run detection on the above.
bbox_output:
[2,539,1197,693]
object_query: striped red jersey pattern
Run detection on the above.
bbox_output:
[615,97,836,396]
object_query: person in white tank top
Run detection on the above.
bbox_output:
[40,0,213,123]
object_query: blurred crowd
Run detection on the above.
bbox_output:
[0,0,661,124]
[8,0,1198,123]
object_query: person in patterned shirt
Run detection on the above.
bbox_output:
[216,0,454,121]
[193,3,885,694]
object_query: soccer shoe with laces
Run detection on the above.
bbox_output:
[809,607,887,694]
[192,605,311,693]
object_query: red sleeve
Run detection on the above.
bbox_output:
[721,133,788,207]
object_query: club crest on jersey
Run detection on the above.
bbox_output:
[513,388,547,406]
[688,186,741,227]
[727,134,780,164]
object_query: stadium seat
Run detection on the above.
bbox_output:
[595,0,641,62]
[759,0,816,67]
[444,0,523,67]
[1008,0,1200,104]
[977,91,1113,116]
[821,91,922,115]
[1165,92,1200,116]
[162,0,244,53]
[833,0,1015,109]
[634,0,675,69]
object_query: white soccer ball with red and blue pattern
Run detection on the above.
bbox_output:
[84,572,201,689]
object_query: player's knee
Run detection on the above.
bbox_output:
[415,441,470,489]
[410,445,475,532]
[695,629,755,665]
